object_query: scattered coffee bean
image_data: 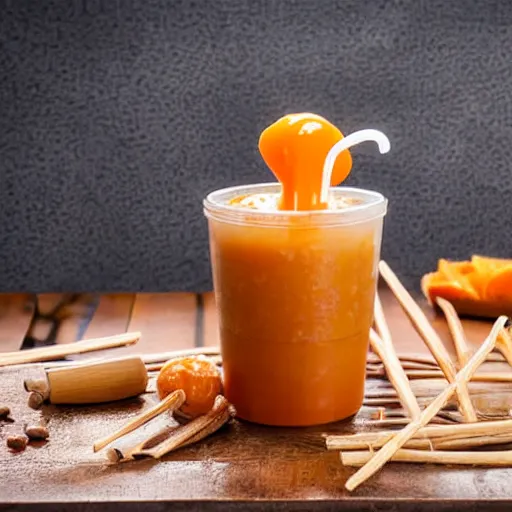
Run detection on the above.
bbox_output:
[6,435,28,451]
[0,406,10,418]
[25,425,49,441]
[27,391,44,410]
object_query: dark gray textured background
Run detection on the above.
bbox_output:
[1,0,512,292]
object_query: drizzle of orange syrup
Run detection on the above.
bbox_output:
[258,113,353,211]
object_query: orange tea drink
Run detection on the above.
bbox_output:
[204,114,390,426]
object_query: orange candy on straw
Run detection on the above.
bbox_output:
[258,113,353,211]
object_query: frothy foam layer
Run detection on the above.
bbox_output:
[229,193,363,211]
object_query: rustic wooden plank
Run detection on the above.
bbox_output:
[2,331,512,508]
[30,294,97,345]
[64,294,135,361]
[55,294,97,344]
[0,294,35,352]
[202,292,219,347]
[29,294,70,343]
[1,293,512,509]
[36,294,73,316]
[125,293,197,354]
[82,294,135,340]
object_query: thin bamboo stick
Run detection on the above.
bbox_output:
[344,315,507,492]
[379,260,477,423]
[362,396,456,408]
[366,369,512,382]
[367,360,438,371]
[107,424,177,462]
[497,326,512,367]
[432,433,512,450]
[145,354,222,373]
[366,368,512,382]
[109,404,233,463]
[373,293,393,347]
[9,346,222,370]
[135,395,230,459]
[367,352,439,366]
[326,418,512,451]
[6,342,504,371]
[93,389,185,452]
[397,361,441,371]
[436,297,472,367]
[140,347,220,364]
[369,329,421,420]
[372,293,421,420]
[342,448,512,467]
[0,332,141,367]
[363,416,455,427]
[363,386,498,400]
[339,433,512,452]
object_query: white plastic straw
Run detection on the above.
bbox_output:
[320,129,391,203]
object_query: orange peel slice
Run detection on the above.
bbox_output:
[437,259,479,300]
[482,265,512,303]
[422,255,512,318]
[421,271,477,305]
[472,255,512,275]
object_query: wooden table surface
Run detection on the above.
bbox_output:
[1,288,512,511]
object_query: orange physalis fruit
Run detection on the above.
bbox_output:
[157,356,222,418]
[258,113,352,211]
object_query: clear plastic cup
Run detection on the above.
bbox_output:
[204,183,387,427]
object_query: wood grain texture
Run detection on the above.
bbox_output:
[0,294,35,352]
[82,294,135,340]
[126,293,197,353]
[1,367,512,508]
[54,294,97,344]
[28,294,97,345]
[202,292,219,347]
[36,294,73,317]
[66,294,135,362]
[1,292,512,510]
